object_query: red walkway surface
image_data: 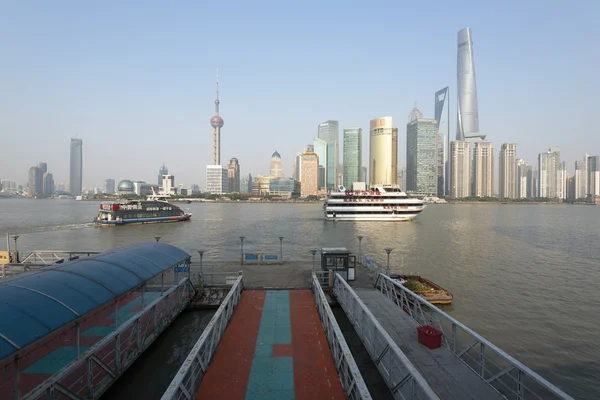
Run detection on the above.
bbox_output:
[195,290,346,400]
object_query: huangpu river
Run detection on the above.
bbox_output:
[1,198,598,399]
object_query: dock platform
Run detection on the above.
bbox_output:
[354,288,504,400]
[196,289,346,400]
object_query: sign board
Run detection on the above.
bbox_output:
[244,253,261,264]
[263,254,279,264]
[174,265,189,273]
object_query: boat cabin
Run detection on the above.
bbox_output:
[320,247,356,281]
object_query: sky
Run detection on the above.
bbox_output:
[1,1,599,189]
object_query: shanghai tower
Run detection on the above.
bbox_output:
[456,27,485,141]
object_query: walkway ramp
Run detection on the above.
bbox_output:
[354,288,503,400]
[196,289,346,400]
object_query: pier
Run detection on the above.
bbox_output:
[0,243,575,400]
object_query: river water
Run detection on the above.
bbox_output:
[0,198,598,398]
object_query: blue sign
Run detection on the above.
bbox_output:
[174,265,189,273]
[244,253,259,261]
[263,254,279,261]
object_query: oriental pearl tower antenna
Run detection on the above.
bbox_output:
[210,69,224,166]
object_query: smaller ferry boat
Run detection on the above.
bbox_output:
[390,274,453,305]
[324,185,424,221]
[94,192,191,226]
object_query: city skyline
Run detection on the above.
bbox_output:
[1,3,599,187]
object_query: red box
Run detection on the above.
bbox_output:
[417,325,442,349]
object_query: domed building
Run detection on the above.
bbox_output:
[270,151,283,178]
[117,180,135,196]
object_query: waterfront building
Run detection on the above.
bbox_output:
[450,141,470,198]
[205,166,229,194]
[300,146,318,197]
[104,179,115,194]
[396,168,406,192]
[28,166,44,198]
[538,147,561,198]
[369,117,398,186]
[473,142,493,197]
[269,151,283,178]
[117,180,135,196]
[499,143,517,199]
[566,174,576,199]
[160,175,176,195]
[526,166,538,198]
[360,167,368,186]
[313,138,327,190]
[516,159,527,199]
[134,181,159,196]
[43,173,54,197]
[251,175,271,196]
[56,182,66,192]
[269,178,300,198]
[558,161,567,200]
[318,120,339,189]
[575,154,588,199]
[343,128,362,189]
[247,174,253,193]
[70,138,83,196]
[587,155,600,196]
[406,113,438,196]
[38,162,47,174]
[190,184,201,194]
[228,158,241,192]
[434,87,450,197]
[158,163,168,185]
[294,152,302,182]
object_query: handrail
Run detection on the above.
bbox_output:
[375,273,574,400]
[311,273,372,400]
[161,275,244,400]
[333,273,440,400]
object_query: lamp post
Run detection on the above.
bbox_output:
[154,236,161,242]
[197,250,205,281]
[357,235,364,265]
[278,237,284,263]
[12,235,19,263]
[239,237,245,265]
[310,249,318,273]
[384,247,394,276]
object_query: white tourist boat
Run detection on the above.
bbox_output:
[323,185,425,221]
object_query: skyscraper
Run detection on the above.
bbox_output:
[317,120,339,189]
[210,71,224,166]
[300,146,318,197]
[270,151,283,178]
[473,142,493,197]
[516,159,527,199]
[158,163,168,185]
[313,138,327,190]
[575,154,588,199]
[450,141,471,198]
[369,117,398,185]
[588,155,600,196]
[70,138,83,196]
[538,147,561,198]
[294,152,302,182]
[105,178,116,194]
[38,162,47,174]
[457,28,484,142]
[28,166,44,198]
[343,128,362,189]
[499,143,517,199]
[527,166,538,198]
[434,87,450,197]
[406,112,438,196]
[228,158,241,193]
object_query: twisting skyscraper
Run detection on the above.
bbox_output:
[210,70,224,165]
[457,28,484,142]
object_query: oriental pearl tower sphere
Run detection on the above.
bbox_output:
[211,70,224,166]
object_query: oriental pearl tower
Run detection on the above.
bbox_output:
[210,70,224,165]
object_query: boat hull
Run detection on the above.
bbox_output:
[94,215,191,226]
[324,213,420,221]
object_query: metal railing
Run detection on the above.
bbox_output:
[333,273,440,400]
[314,269,331,288]
[23,277,196,400]
[161,275,244,400]
[374,274,575,400]
[311,273,372,400]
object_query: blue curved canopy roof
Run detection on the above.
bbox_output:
[0,242,190,361]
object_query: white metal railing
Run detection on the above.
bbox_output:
[333,273,440,400]
[23,278,196,400]
[161,275,244,400]
[311,273,372,400]
[375,274,575,400]
[314,269,331,288]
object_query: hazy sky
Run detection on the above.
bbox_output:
[1,1,599,189]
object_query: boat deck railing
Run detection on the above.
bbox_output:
[334,272,440,400]
[161,275,244,400]
[311,272,372,399]
[374,273,574,400]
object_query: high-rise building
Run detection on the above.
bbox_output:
[369,117,398,186]
[294,152,303,182]
[566,174,576,199]
[434,87,450,197]
[575,154,588,199]
[210,71,224,166]
[343,128,362,189]
[247,174,253,193]
[70,138,83,195]
[516,159,527,198]
[313,138,327,190]
[317,120,339,189]
[558,161,567,200]
[538,147,561,198]
[499,143,517,199]
[160,175,176,195]
[43,173,54,197]
[38,162,48,174]
[397,168,406,192]
[473,142,493,197]
[270,151,283,178]
[526,166,538,198]
[206,166,229,194]
[104,179,116,194]
[450,141,471,198]
[300,146,318,197]
[158,163,168,185]
[360,167,368,186]
[587,155,600,196]
[457,28,485,142]
[228,158,241,192]
[406,114,438,196]
[28,166,44,198]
